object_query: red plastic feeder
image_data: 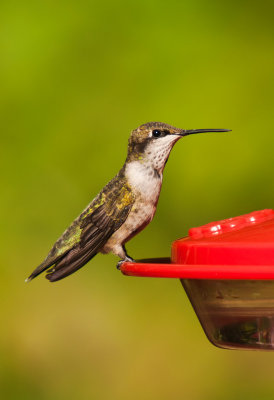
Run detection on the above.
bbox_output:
[121,209,274,350]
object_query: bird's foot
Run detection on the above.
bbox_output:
[116,256,135,270]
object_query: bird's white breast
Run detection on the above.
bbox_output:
[101,162,162,256]
[125,161,162,203]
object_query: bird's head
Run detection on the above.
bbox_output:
[127,121,230,170]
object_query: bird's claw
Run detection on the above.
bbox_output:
[116,256,135,270]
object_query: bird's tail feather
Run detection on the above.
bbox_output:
[25,259,56,282]
[26,243,98,282]
[46,249,97,282]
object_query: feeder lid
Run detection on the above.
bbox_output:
[121,209,274,279]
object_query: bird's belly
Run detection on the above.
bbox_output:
[101,200,157,254]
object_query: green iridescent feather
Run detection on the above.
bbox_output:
[27,170,135,281]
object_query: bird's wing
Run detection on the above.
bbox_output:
[27,177,135,282]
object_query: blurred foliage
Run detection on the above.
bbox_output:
[1,0,274,399]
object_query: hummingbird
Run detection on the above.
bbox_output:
[26,122,230,282]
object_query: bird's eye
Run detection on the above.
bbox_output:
[152,129,161,138]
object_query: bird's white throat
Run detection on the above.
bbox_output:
[125,135,180,199]
[145,134,181,171]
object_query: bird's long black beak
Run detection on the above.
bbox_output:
[179,128,231,136]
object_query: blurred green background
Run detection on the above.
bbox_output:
[1,0,274,399]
